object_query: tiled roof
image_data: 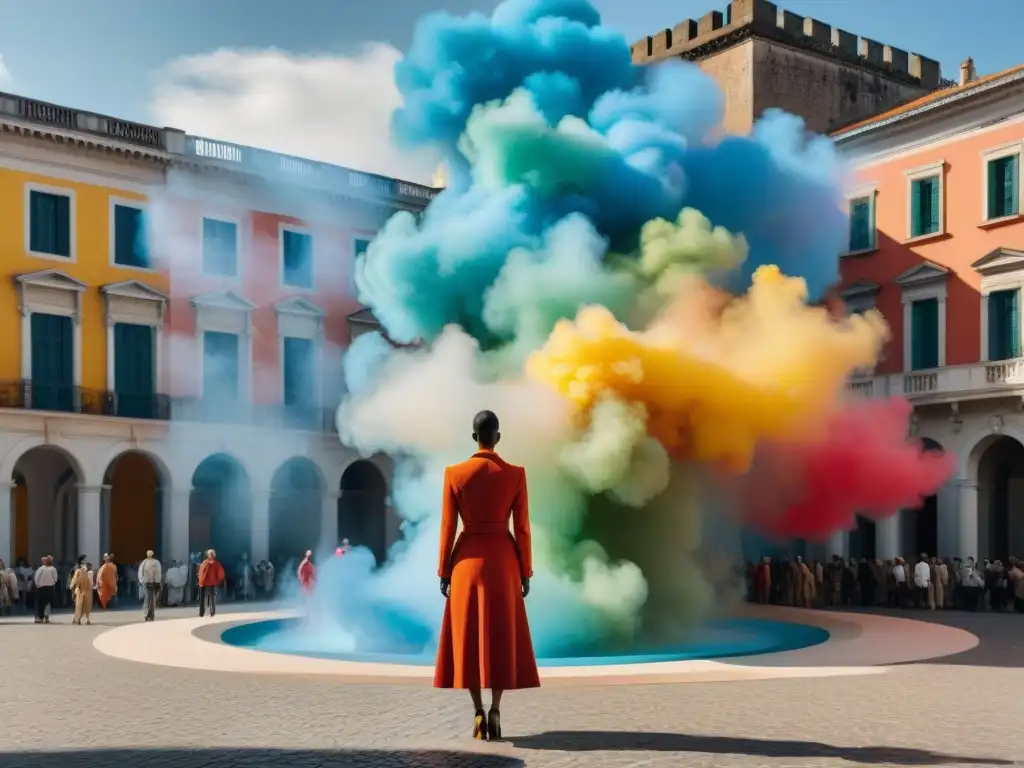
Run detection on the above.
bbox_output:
[831,63,1024,138]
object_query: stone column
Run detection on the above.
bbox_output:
[250,489,270,562]
[76,485,103,567]
[957,479,979,560]
[163,489,191,564]
[826,530,847,559]
[0,481,11,566]
[321,491,340,551]
[876,513,900,560]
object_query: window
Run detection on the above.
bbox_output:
[848,196,875,252]
[353,239,371,258]
[28,190,72,258]
[30,312,74,412]
[114,323,156,418]
[910,176,941,238]
[987,154,1020,220]
[202,330,240,401]
[910,298,940,370]
[282,229,313,288]
[202,218,239,277]
[113,204,148,268]
[987,289,1021,361]
[283,336,315,407]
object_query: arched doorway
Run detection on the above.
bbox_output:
[11,446,81,566]
[900,438,943,557]
[338,460,388,564]
[848,515,876,560]
[190,454,251,564]
[103,451,163,564]
[977,435,1024,561]
[269,457,323,567]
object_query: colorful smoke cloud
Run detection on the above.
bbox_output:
[311,0,954,656]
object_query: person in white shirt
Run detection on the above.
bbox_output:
[913,554,931,609]
[892,557,907,608]
[138,550,163,622]
[33,555,58,624]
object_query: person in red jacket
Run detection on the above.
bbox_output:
[197,549,225,618]
[298,550,315,594]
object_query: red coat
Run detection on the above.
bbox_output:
[434,449,539,691]
[298,560,315,592]
[198,559,225,587]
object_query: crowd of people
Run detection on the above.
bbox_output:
[745,554,1024,613]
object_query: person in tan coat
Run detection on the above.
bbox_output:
[797,557,815,608]
[930,557,945,609]
[71,564,92,625]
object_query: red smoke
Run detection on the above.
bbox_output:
[736,398,955,542]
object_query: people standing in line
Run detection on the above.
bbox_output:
[139,550,163,622]
[1008,560,1024,613]
[197,549,225,618]
[70,561,92,625]
[33,556,58,624]
[892,557,907,608]
[434,410,539,742]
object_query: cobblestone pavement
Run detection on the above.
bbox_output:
[0,603,1021,768]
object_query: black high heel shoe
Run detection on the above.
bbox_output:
[472,709,488,741]
[487,709,502,741]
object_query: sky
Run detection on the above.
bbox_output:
[0,0,1020,185]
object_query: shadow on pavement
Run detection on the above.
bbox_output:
[0,748,523,768]
[507,731,1014,765]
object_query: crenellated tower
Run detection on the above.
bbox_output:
[631,0,947,134]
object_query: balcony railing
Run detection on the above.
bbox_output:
[847,357,1024,402]
[0,381,335,432]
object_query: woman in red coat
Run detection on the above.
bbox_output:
[435,410,539,742]
[298,551,315,594]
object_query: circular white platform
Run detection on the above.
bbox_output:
[93,605,979,686]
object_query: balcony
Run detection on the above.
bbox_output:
[0,381,336,432]
[848,358,1024,404]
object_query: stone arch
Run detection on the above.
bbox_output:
[190,453,252,564]
[102,450,168,564]
[268,457,324,567]
[973,434,1024,561]
[959,421,1024,481]
[8,443,86,565]
[338,458,388,565]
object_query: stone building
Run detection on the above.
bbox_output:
[631,0,947,135]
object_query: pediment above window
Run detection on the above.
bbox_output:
[14,269,86,293]
[840,279,881,313]
[275,297,325,317]
[190,290,256,312]
[102,280,168,303]
[971,247,1024,277]
[894,260,949,289]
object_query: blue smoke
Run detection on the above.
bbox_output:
[358,0,846,347]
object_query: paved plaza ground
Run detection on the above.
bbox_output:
[0,602,1021,768]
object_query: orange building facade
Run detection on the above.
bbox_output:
[0,93,434,574]
[834,61,1024,564]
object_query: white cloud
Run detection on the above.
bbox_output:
[149,45,437,185]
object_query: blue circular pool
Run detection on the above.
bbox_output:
[221,617,829,667]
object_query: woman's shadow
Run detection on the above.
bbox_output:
[506,731,1014,765]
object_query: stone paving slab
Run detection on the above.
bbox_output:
[0,604,1021,768]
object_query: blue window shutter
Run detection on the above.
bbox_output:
[1010,289,1021,358]
[927,177,940,233]
[867,195,876,248]
[114,206,147,267]
[988,159,1000,219]
[910,180,922,236]
[989,291,1007,360]
[115,323,155,417]
[1005,155,1019,216]
[31,313,73,411]
[849,199,870,251]
[911,299,939,370]
[54,195,71,257]
[283,230,313,288]
[283,337,314,407]
[203,331,240,400]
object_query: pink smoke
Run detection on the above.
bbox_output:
[735,398,955,541]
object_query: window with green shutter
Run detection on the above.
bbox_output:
[114,323,156,418]
[113,205,148,268]
[353,239,371,258]
[910,298,940,370]
[848,196,875,252]
[28,190,72,257]
[987,289,1021,361]
[283,337,315,407]
[202,331,240,401]
[30,312,74,412]
[202,218,239,277]
[987,154,1020,220]
[910,176,941,237]
[282,230,314,288]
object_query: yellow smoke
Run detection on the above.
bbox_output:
[526,265,889,474]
